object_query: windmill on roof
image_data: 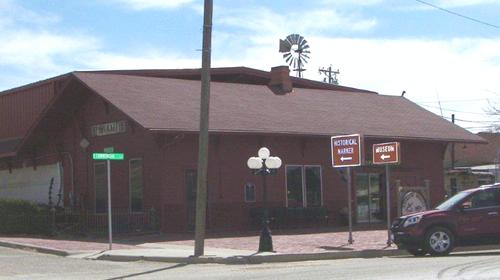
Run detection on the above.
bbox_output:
[279,34,310,78]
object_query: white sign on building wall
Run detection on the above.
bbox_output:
[0,163,62,205]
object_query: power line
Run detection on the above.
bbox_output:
[415,0,500,30]
[418,103,489,115]
[417,98,499,104]
[443,116,499,124]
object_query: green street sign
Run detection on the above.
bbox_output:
[92,153,124,161]
[103,147,114,153]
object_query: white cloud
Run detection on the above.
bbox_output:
[0,1,97,76]
[0,30,99,71]
[78,51,199,70]
[216,6,377,35]
[110,0,197,10]
[0,0,60,26]
[320,0,386,6]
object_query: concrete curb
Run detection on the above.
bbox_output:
[0,240,69,257]
[96,249,408,264]
[2,239,500,265]
[96,244,500,264]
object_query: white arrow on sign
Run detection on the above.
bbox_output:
[341,156,352,162]
[381,154,390,160]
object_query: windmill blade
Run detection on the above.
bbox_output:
[302,54,310,60]
[298,35,305,46]
[299,38,308,49]
[285,55,294,64]
[283,52,292,59]
[300,43,310,50]
[292,34,300,44]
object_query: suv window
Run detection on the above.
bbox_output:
[464,189,500,209]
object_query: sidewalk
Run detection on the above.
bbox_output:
[0,227,403,263]
[1,228,499,264]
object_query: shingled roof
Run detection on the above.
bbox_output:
[72,71,484,143]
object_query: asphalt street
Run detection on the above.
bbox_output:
[2,247,500,280]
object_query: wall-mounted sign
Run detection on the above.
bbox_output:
[401,191,427,216]
[373,142,400,165]
[91,121,126,137]
[331,134,362,167]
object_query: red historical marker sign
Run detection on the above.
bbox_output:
[373,142,400,165]
[331,134,362,167]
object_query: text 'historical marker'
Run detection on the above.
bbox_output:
[372,142,400,165]
[331,134,362,167]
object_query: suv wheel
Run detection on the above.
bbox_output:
[407,247,427,256]
[425,227,454,256]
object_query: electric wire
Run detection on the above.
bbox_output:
[415,0,500,30]
[418,103,490,115]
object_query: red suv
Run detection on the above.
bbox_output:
[391,183,500,256]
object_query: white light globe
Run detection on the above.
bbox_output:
[266,157,282,169]
[258,147,270,159]
[247,157,263,169]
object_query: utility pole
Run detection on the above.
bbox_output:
[318,65,340,85]
[194,0,212,257]
[451,114,455,169]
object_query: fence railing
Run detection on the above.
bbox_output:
[1,207,160,235]
[55,208,160,234]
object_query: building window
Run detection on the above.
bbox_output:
[94,162,107,214]
[245,182,256,202]
[450,177,458,195]
[286,165,322,207]
[305,166,322,207]
[130,159,144,212]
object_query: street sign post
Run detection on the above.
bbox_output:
[372,142,400,246]
[331,134,362,244]
[92,151,125,250]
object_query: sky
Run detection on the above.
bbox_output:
[1,0,499,133]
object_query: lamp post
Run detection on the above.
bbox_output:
[247,147,282,252]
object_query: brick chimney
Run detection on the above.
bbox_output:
[268,66,293,95]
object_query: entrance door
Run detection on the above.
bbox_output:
[356,174,381,223]
[185,170,197,231]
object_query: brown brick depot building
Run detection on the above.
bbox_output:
[0,66,485,232]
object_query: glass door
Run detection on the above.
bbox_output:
[356,174,381,223]
[356,174,370,223]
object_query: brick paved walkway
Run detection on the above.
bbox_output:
[0,237,139,252]
[163,229,394,254]
[0,226,396,254]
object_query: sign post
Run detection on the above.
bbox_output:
[331,134,362,244]
[372,142,400,246]
[92,151,124,250]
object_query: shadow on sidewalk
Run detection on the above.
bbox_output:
[105,263,189,279]
[116,224,388,244]
[317,245,354,251]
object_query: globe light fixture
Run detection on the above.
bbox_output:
[247,157,263,169]
[247,147,282,252]
[258,147,270,159]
